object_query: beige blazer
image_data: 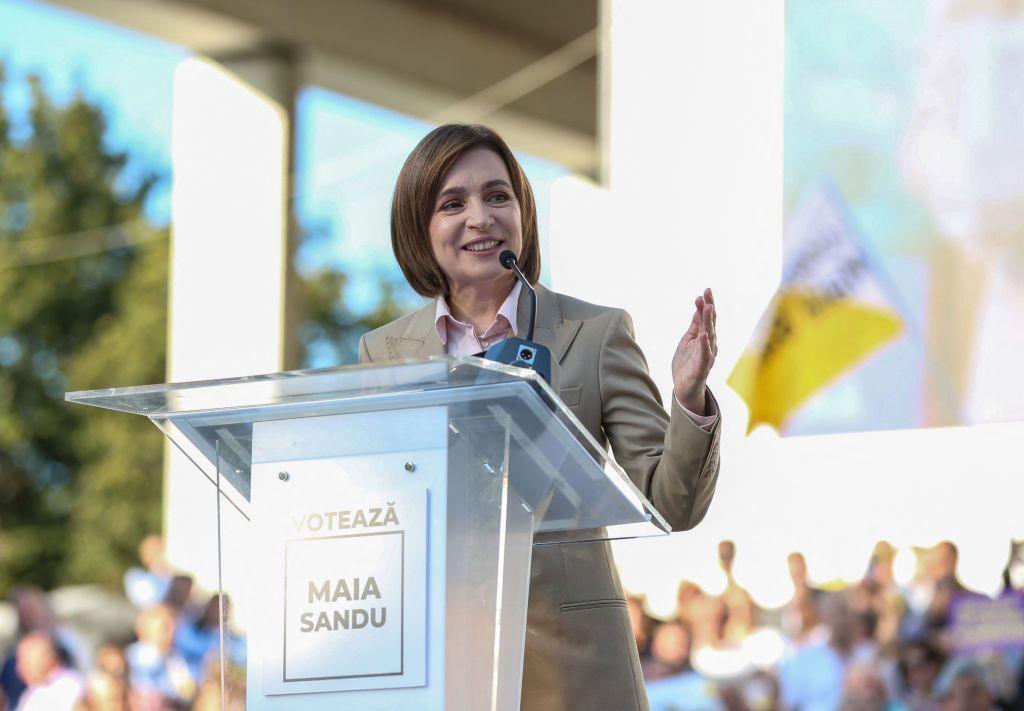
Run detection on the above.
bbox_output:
[359,283,722,711]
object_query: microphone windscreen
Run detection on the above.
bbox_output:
[498,249,517,270]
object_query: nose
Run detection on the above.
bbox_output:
[466,196,494,230]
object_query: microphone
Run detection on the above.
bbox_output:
[481,250,553,385]
[499,249,536,340]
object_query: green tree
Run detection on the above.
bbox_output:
[299,266,410,367]
[0,67,167,594]
[63,238,168,586]
[0,65,412,595]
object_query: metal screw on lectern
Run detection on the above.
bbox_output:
[404,462,416,473]
[278,471,290,482]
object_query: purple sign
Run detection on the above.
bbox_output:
[950,591,1024,654]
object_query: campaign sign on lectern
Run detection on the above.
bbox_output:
[67,357,670,710]
[250,409,438,696]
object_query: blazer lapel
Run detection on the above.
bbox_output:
[519,283,582,364]
[384,300,446,360]
[388,284,581,362]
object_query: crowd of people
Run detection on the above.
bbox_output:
[2,534,1022,709]
[631,540,1024,711]
[0,536,243,710]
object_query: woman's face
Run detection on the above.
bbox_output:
[428,147,523,294]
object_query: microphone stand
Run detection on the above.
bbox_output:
[481,250,553,385]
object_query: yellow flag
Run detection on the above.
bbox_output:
[728,183,904,433]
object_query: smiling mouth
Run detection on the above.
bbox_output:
[462,239,503,253]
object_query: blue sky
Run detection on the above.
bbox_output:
[0,0,568,302]
[0,0,185,223]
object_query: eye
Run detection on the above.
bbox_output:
[487,191,512,204]
[439,199,463,212]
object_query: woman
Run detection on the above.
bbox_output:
[358,124,722,711]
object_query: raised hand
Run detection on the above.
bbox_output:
[671,288,717,415]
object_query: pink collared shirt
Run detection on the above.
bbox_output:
[434,283,718,430]
[435,281,523,354]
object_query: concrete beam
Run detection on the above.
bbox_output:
[44,0,599,170]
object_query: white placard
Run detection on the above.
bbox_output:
[256,480,429,696]
[282,499,418,684]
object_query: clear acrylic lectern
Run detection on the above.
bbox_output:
[67,357,669,710]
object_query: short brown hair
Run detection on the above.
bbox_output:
[391,124,540,297]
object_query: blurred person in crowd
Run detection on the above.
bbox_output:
[175,594,227,683]
[361,123,722,711]
[783,552,824,641]
[857,542,906,655]
[0,587,85,709]
[123,535,172,609]
[921,574,987,659]
[192,682,227,711]
[788,553,820,602]
[93,646,126,681]
[718,541,758,644]
[934,658,998,711]
[784,590,826,650]
[975,651,1024,711]
[840,663,905,711]
[690,595,728,655]
[125,604,194,708]
[849,608,881,668]
[628,594,656,669]
[825,591,867,661]
[645,619,693,682]
[864,542,898,592]
[13,632,84,710]
[896,638,945,711]
[1002,540,1024,594]
[739,670,781,711]
[924,577,960,647]
[929,542,964,592]
[847,603,905,706]
[191,658,244,711]
[677,581,707,627]
[717,541,739,596]
[779,591,859,711]
[690,594,756,679]
[902,547,934,642]
[1009,659,1024,711]
[645,619,725,711]
[74,646,129,711]
[904,542,969,642]
[192,680,243,711]
[75,670,128,711]
[161,575,194,615]
[723,592,757,650]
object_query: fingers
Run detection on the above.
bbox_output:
[698,288,717,360]
[685,289,718,364]
[702,298,716,351]
[685,298,702,338]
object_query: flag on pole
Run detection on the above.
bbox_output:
[728,182,905,434]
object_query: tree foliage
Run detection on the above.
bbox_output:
[299,266,410,367]
[0,65,411,595]
[0,67,167,594]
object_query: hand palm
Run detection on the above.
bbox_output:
[672,289,717,414]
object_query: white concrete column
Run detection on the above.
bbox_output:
[164,50,296,593]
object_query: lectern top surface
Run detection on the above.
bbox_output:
[66,357,536,416]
